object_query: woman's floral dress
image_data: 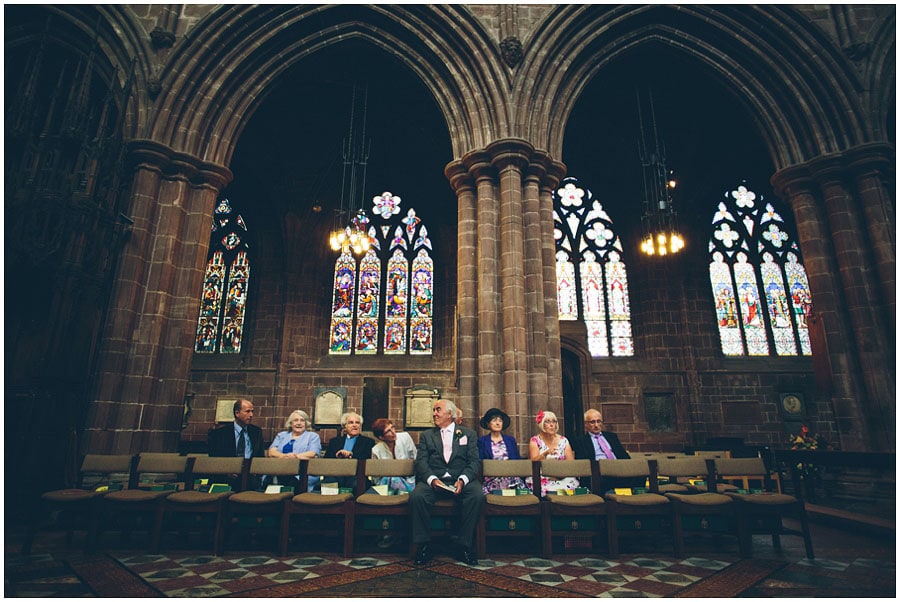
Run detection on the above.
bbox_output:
[481,439,526,496]
[526,435,580,496]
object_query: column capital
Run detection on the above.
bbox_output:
[461,148,496,181]
[486,137,534,172]
[445,160,475,194]
[126,139,233,190]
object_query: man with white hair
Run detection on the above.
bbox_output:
[410,399,484,566]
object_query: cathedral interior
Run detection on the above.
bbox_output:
[4,4,895,525]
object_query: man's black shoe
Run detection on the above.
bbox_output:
[413,543,433,566]
[457,547,479,566]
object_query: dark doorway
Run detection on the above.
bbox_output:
[561,348,584,439]
[362,377,390,432]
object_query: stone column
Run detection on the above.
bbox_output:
[83,140,232,454]
[446,162,478,411]
[446,140,566,443]
[773,143,895,451]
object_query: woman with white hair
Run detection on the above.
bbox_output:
[527,410,579,496]
[266,410,322,491]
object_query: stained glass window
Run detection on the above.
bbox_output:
[708,182,813,356]
[553,177,634,357]
[194,197,251,354]
[328,192,433,355]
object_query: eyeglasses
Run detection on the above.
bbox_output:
[543,419,558,424]
[587,419,603,425]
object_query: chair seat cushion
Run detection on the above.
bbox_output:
[726,492,798,505]
[605,493,669,506]
[666,492,733,506]
[486,494,540,507]
[104,489,174,503]
[548,493,605,507]
[166,490,233,504]
[356,493,410,507]
[658,483,691,493]
[292,492,352,506]
[688,483,738,493]
[42,489,104,503]
[229,491,293,505]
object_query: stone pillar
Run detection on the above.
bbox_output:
[773,143,895,451]
[847,143,895,334]
[446,139,566,443]
[83,140,232,454]
[446,162,478,411]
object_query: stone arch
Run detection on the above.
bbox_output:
[517,5,871,169]
[867,11,896,143]
[147,4,512,164]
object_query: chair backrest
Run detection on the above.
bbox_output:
[713,456,767,477]
[482,459,533,478]
[540,458,594,480]
[81,454,134,473]
[598,458,651,478]
[306,458,358,478]
[693,450,732,459]
[248,456,302,477]
[192,456,245,475]
[363,458,415,478]
[135,453,190,474]
[656,456,711,478]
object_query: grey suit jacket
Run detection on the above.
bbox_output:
[415,423,480,485]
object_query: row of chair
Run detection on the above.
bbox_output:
[23,453,813,560]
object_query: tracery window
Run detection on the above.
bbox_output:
[194,198,251,354]
[553,177,634,357]
[709,182,813,356]
[329,192,433,355]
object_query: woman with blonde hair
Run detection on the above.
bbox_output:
[527,410,579,496]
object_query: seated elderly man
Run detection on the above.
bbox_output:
[322,411,375,490]
[410,398,484,566]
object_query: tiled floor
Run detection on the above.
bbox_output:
[5,517,895,597]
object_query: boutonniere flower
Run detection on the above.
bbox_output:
[454,429,462,440]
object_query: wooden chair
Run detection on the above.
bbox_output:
[656,456,744,557]
[96,453,190,550]
[225,457,301,554]
[539,459,607,555]
[352,458,415,555]
[22,454,134,554]
[601,458,672,556]
[477,459,544,557]
[282,458,358,557]
[714,457,814,558]
[155,456,246,554]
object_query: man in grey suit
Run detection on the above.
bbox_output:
[410,398,484,566]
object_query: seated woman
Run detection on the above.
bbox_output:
[370,418,417,493]
[477,408,526,495]
[526,410,579,496]
[266,410,322,492]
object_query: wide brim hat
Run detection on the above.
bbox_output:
[480,407,511,431]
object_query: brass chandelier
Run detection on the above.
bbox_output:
[329,83,372,255]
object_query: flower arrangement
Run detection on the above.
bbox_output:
[788,424,835,451]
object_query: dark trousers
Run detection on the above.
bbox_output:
[410,479,484,548]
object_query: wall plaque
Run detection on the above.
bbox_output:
[405,385,440,428]
[643,393,677,433]
[215,398,239,423]
[314,387,346,427]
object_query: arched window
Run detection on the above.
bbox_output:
[553,177,634,357]
[194,198,251,354]
[709,182,813,356]
[329,192,433,355]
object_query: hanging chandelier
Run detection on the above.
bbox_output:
[329,83,372,255]
[637,90,684,257]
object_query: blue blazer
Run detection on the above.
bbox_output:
[477,433,521,460]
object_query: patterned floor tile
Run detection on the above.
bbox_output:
[520,570,578,584]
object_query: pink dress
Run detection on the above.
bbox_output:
[526,435,580,496]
